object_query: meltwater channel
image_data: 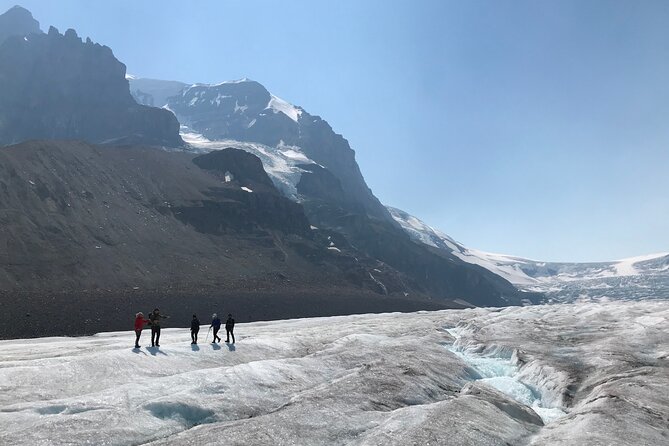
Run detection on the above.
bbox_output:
[446,328,566,424]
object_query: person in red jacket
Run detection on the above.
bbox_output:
[134,312,150,348]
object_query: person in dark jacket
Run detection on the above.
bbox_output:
[149,308,169,347]
[225,314,235,344]
[191,314,200,344]
[210,313,222,343]
[134,312,150,348]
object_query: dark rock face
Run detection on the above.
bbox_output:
[193,148,276,191]
[0,6,42,45]
[295,163,347,205]
[185,149,311,235]
[0,26,182,147]
[295,115,391,220]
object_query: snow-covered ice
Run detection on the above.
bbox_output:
[0,301,667,445]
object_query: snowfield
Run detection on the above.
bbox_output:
[1,301,667,445]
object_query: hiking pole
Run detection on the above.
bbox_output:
[205,326,212,343]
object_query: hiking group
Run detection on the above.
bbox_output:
[134,309,235,349]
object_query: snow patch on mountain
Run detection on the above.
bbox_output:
[279,148,310,162]
[267,94,302,122]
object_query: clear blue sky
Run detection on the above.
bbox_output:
[3,0,668,262]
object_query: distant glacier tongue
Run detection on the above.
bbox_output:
[446,328,566,424]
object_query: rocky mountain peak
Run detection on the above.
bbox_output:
[0,23,182,147]
[0,5,42,45]
[161,79,390,221]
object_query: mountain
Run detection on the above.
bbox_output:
[0,18,182,147]
[165,79,390,221]
[128,77,537,307]
[0,5,41,45]
[0,6,531,331]
[388,206,669,302]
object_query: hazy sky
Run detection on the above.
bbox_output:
[3,0,668,262]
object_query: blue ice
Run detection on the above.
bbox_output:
[446,332,566,424]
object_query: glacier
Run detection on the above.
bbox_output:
[0,300,667,445]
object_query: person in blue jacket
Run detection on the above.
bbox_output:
[210,313,222,343]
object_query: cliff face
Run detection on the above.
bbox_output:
[0,26,182,147]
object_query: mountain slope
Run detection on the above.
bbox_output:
[186,136,531,307]
[0,139,421,294]
[0,140,461,336]
[388,206,669,302]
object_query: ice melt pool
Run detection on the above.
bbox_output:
[446,329,566,424]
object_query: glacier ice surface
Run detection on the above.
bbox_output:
[0,301,667,445]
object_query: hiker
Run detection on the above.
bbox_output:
[191,314,200,344]
[134,312,150,348]
[210,313,222,343]
[225,313,235,344]
[149,308,169,347]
